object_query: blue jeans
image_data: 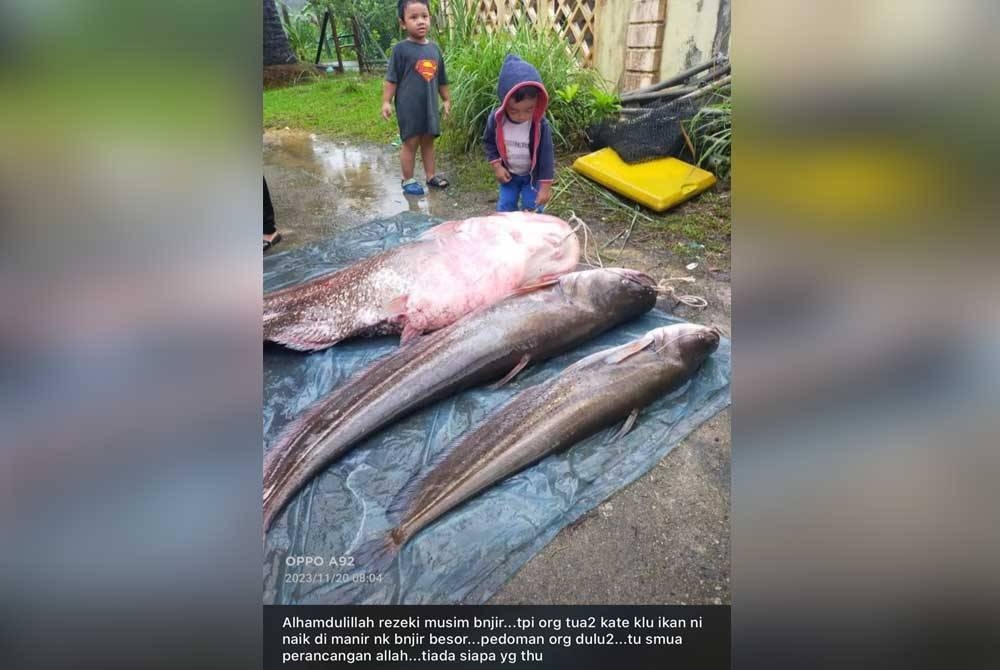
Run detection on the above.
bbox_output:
[497,174,543,212]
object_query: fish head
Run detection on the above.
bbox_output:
[507,214,581,282]
[651,323,721,368]
[559,268,658,318]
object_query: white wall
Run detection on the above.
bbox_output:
[659,0,725,78]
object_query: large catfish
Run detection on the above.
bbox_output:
[263,268,659,532]
[263,212,581,351]
[342,323,721,588]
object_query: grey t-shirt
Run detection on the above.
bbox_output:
[502,116,532,176]
[386,39,448,140]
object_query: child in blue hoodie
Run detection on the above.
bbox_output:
[483,55,555,212]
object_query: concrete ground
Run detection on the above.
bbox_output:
[263,130,731,604]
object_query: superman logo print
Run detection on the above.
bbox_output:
[414,58,437,82]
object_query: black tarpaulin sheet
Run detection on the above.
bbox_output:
[262,212,731,604]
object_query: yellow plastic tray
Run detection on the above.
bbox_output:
[572,148,716,212]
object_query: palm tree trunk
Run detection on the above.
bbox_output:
[264,0,298,65]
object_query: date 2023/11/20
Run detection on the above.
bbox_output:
[284,571,383,584]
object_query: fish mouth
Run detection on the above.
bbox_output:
[703,326,722,352]
[611,268,657,288]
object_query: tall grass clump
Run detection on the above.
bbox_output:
[683,87,732,180]
[431,0,478,52]
[441,22,618,154]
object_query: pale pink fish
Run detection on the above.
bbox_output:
[263,212,580,351]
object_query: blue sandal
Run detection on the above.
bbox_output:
[402,178,425,196]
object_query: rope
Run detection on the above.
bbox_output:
[567,212,604,268]
[656,276,709,309]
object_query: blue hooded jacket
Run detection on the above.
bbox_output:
[483,54,555,185]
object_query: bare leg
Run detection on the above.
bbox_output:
[400,136,420,180]
[419,134,436,180]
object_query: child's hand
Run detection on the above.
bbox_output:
[381,102,393,121]
[493,164,511,184]
[442,99,451,117]
[536,182,553,206]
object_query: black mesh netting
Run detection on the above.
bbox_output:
[589,98,699,164]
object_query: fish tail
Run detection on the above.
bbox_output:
[262,480,290,533]
[262,380,368,534]
[353,531,404,575]
[262,413,322,532]
[325,532,404,604]
[262,439,308,533]
[262,284,350,350]
[262,493,282,534]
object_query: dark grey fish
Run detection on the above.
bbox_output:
[263,267,658,532]
[344,322,720,584]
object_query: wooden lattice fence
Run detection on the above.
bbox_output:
[471,0,598,66]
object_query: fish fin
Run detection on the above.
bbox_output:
[506,278,561,297]
[607,408,641,443]
[488,354,531,389]
[326,532,403,604]
[383,294,409,316]
[280,340,339,352]
[351,532,402,576]
[386,479,418,523]
[603,334,656,364]
[266,326,345,352]
[386,444,458,523]
[387,469,430,522]
[399,322,423,345]
[535,272,564,284]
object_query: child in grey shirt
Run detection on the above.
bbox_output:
[381,0,451,196]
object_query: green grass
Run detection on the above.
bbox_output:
[683,87,732,181]
[263,74,395,143]
[445,155,496,193]
[549,167,731,263]
[644,189,731,257]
